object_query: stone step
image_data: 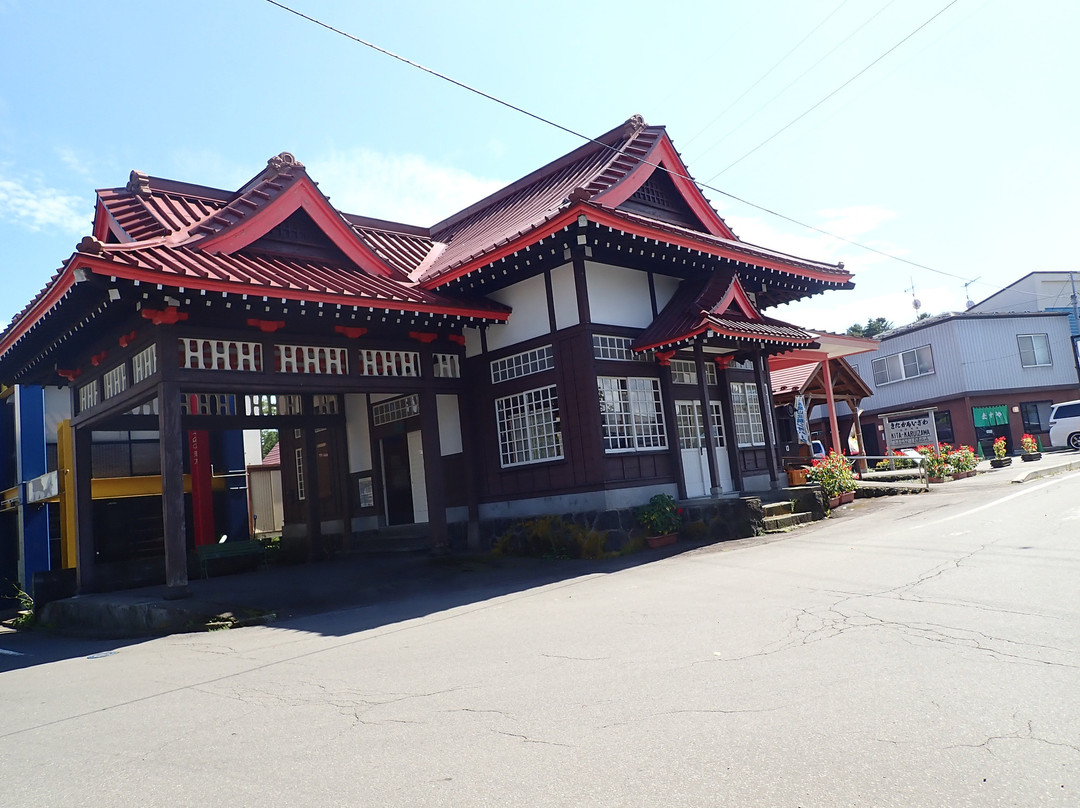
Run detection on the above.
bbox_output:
[762,500,796,517]
[763,511,814,533]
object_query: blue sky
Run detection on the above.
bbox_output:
[1,0,1077,333]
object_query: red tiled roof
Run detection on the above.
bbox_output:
[261,443,281,467]
[633,270,817,353]
[419,119,672,283]
[80,242,509,319]
[769,362,819,395]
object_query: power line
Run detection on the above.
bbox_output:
[693,0,899,164]
[682,0,852,149]
[705,0,960,180]
[260,0,973,285]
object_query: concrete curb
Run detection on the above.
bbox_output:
[1010,458,1080,484]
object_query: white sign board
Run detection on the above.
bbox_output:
[793,395,811,446]
[882,410,939,450]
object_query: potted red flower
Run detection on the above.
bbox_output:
[1020,434,1041,462]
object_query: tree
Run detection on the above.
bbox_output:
[260,428,279,459]
[846,317,893,338]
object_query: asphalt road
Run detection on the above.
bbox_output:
[3,469,1079,807]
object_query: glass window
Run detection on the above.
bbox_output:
[598,377,667,452]
[494,385,563,467]
[1017,334,1052,367]
[730,382,765,447]
[1021,400,1053,432]
[935,411,955,444]
[872,345,934,385]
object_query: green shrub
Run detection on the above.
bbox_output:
[492,516,612,560]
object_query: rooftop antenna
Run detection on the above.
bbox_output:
[904,278,922,320]
[963,277,981,309]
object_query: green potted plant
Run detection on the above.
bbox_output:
[917,443,953,483]
[990,435,1011,468]
[947,445,978,478]
[638,494,682,548]
[806,450,857,508]
[1020,433,1041,462]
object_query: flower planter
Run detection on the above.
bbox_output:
[1021,452,1041,462]
[786,467,809,486]
[990,457,1012,468]
[927,475,946,484]
[646,533,678,549]
[951,470,973,479]
[839,491,855,504]
[827,495,842,509]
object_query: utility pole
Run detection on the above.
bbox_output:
[1070,271,1079,336]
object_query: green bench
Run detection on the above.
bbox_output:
[196,539,267,578]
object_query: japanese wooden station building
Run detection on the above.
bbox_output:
[0,116,854,598]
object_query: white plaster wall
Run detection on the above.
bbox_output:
[437,394,463,456]
[585,262,653,327]
[344,393,372,473]
[407,429,428,523]
[463,325,483,358]
[242,429,263,467]
[653,273,681,313]
[486,273,550,351]
[550,262,579,331]
[42,386,71,443]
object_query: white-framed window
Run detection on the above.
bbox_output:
[491,345,554,383]
[872,345,934,386]
[670,359,718,386]
[372,394,420,426]
[593,334,650,362]
[675,400,725,449]
[598,376,667,452]
[730,382,765,447]
[495,385,563,467]
[1017,333,1051,367]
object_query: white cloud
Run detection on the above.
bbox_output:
[0,170,89,234]
[306,148,506,226]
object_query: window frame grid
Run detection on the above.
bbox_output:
[598,376,667,453]
[1017,333,1052,368]
[494,385,564,468]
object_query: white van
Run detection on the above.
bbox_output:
[1048,399,1080,449]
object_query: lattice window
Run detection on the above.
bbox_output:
[357,476,375,508]
[670,360,697,386]
[592,335,650,362]
[102,364,128,399]
[313,395,340,415]
[730,382,765,447]
[179,338,262,371]
[372,394,420,426]
[597,376,667,452]
[359,349,421,377]
[79,381,99,412]
[491,345,554,383]
[495,385,563,467]
[674,400,725,449]
[434,353,462,378]
[705,363,718,386]
[181,394,238,416]
[276,344,348,375]
[131,344,158,384]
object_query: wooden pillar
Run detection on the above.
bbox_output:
[656,357,687,499]
[822,358,843,455]
[753,350,779,487]
[457,388,481,550]
[572,247,592,325]
[419,385,448,551]
[298,397,323,561]
[72,423,96,594]
[159,381,190,599]
[694,342,722,495]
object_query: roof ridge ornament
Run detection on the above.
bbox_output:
[624,114,646,135]
[76,235,104,255]
[127,170,152,196]
[267,152,303,172]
